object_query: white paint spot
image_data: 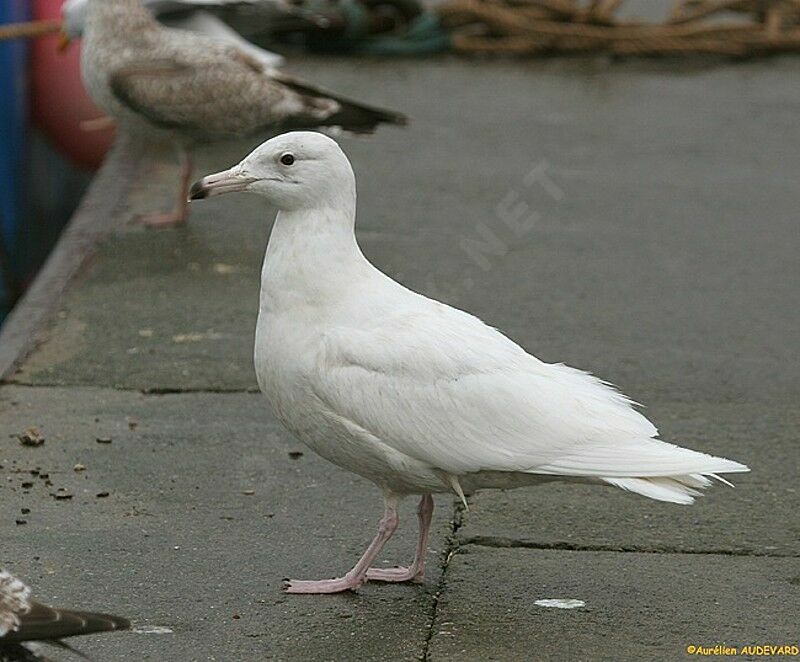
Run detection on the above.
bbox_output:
[535,598,585,609]
[132,625,174,634]
[172,331,223,343]
[213,263,239,275]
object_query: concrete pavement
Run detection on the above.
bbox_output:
[1,56,798,660]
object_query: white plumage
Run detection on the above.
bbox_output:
[190,131,750,594]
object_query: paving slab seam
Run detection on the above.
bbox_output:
[458,535,798,558]
[138,386,262,395]
[11,381,791,406]
[1,381,262,395]
[421,502,465,661]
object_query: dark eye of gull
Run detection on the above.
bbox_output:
[280,153,295,166]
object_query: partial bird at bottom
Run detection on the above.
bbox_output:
[0,570,129,661]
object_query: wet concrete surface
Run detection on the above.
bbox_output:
[1,386,450,661]
[426,547,799,661]
[2,55,799,659]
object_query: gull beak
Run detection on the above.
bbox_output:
[189,167,257,201]
[58,29,72,52]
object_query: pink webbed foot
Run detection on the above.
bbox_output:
[284,574,366,594]
[132,210,187,228]
[283,494,434,595]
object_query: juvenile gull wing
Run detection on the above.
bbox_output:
[109,42,406,139]
[310,300,747,489]
[109,54,299,138]
[2,602,130,644]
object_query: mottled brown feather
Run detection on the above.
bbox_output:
[1,601,129,644]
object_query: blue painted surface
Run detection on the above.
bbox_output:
[0,0,31,319]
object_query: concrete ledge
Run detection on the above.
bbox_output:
[0,138,144,381]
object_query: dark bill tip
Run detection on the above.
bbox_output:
[188,180,208,201]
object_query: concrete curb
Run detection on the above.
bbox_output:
[0,137,144,381]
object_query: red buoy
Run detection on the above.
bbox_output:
[29,0,114,170]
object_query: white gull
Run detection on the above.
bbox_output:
[190,131,750,594]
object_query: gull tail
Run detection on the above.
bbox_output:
[274,72,408,134]
[603,472,743,505]
[535,437,749,505]
[600,442,749,504]
[319,97,408,134]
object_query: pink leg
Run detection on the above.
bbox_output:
[367,494,433,584]
[285,495,400,594]
[134,149,193,228]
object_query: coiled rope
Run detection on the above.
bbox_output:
[436,0,800,56]
[3,1,800,58]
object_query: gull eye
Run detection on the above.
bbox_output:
[280,153,295,166]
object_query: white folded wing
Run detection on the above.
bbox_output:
[310,296,748,502]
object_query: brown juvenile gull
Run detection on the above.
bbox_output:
[0,570,129,660]
[189,132,749,594]
[79,0,406,227]
[62,0,314,68]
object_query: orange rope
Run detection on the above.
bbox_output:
[0,20,62,42]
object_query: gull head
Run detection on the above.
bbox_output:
[189,131,355,212]
[62,0,134,40]
[62,0,88,40]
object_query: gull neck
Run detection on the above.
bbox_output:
[259,203,371,312]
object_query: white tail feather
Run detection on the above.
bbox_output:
[709,473,735,488]
[535,436,750,479]
[603,470,745,505]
